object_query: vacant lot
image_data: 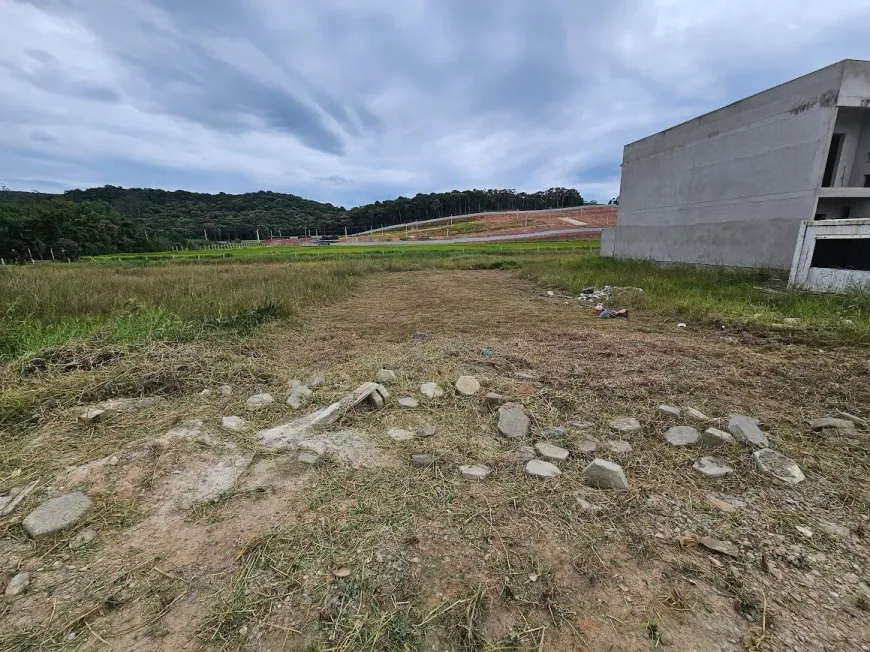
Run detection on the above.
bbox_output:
[1,249,869,651]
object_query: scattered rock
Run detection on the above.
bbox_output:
[834,410,867,427]
[455,376,481,396]
[459,464,490,480]
[376,369,397,384]
[510,446,537,463]
[728,416,769,448]
[810,417,856,431]
[795,525,814,538]
[367,387,386,409]
[497,403,530,438]
[221,416,250,433]
[783,317,801,325]
[411,331,430,341]
[609,417,641,434]
[752,448,805,485]
[700,536,739,558]
[700,427,734,447]
[483,392,505,408]
[412,453,434,468]
[534,441,569,461]
[568,419,595,430]
[577,439,599,453]
[415,423,436,438]
[0,480,38,517]
[288,381,313,410]
[297,451,320,465]
[23,492,93,540]
[658,405,681,418]
[525,459,562,478]
[78,407,105,424]
[684,407,709,421]
[96,397,161,413]
[575,497,602,514]
[705,494,742,513]
[69,528,97,550]
[397,397,419,408]
[818,520,850,539]
[306,373,326,389]
[331,567,351,578]
[4,572,30,597]
[420,382,444,399]
[693,457,734,478]
[604,440,632,454]
[540,426,567,439]
[246,393,274,410]
[582,459,629,490]
[664,425,700,446]
[387,428,416,442]
[199,389,213,398]
[218,384,233,396]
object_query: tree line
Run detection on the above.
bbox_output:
[0,185,594,260]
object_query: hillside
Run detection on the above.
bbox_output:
[0,186,597,260]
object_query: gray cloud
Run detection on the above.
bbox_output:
[3,0,870,206]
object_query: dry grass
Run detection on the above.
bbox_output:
[1,267,869,651]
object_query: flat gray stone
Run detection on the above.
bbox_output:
[221,416,250,433]
[693,457,734,478]
[69,528,97,550]
[455,376,481,396]
[684,407,710,421]
[700,537,739,558]
[420,382,444,399]
[577,439,599,453]
[96,397,161,413]
[288,383,313,410]
[376,369,397,384]
[658,405,681,418]
[23,492,93,540]
[368,391,385,409]
[582,459,629,490]
[79,407,105,423]
[753,448,805,485]
[783,317,801,325]
[604,440,632,454]
[834,410,867,427]
[728,416,769,448]
[218,384,233,396]
[297,451,320,465]
[459,464,490,480]
[0,481,38,517]
[575,497,602,514]
[510,446,537,463]
[5,572,30,597]
[534,441,569,461]
[609,417,641,434]
[415,423,436,438]
[397,397,419,408]
[198,389,213,398]
[245,393,274,410]
[497,403,530,438]
[700,427,734,447]
[412,453,434,468]
[540,426,567,439]
[568,419,595,430]
[525,459,562,478]
[484,392,506,408]
[810,417,855,431]
[306,373,326,388]
[664,426,700,446]
[387,428,416,442]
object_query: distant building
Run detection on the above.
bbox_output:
[603,59,870,291]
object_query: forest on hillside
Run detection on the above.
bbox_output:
[0,185,593,260]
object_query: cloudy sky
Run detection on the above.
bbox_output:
[2,1,870,207]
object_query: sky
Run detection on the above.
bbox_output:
[2,1,870,207]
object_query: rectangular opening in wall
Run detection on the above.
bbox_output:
[810,238,870,270]
[815,213,827,220]
[864,174,870,188]
[822,133,844,187]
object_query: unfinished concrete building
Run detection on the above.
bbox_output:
[604,59,870,291]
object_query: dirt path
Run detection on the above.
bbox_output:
[2,270,868,651]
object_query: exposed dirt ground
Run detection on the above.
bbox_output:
[2,270,869,651]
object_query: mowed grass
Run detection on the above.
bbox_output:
[1,243,868,365]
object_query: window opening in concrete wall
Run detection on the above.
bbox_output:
[822,133,844,187]
[864,174,870,188]
[843,206,852,220]
[814,213,827,221]
[810,238,870,270]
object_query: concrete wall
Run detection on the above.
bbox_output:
[614,61,849,269]
[599,227,615,257]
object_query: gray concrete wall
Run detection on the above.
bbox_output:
[614,61,855,269]
[848,112,870,187]
[599,227,615,257]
